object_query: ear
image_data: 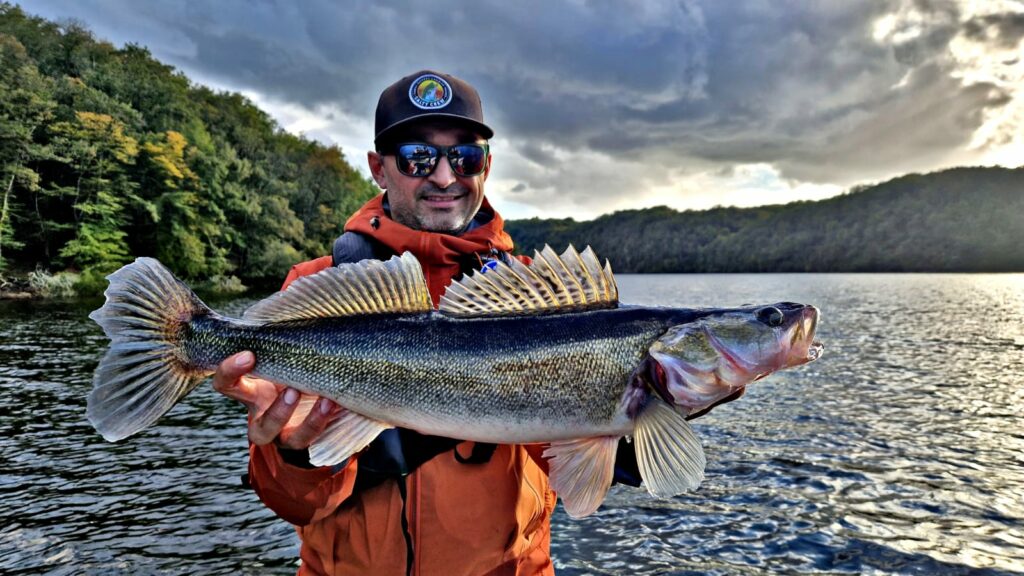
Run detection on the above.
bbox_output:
[482,151,493,182]
[367,151,388,189]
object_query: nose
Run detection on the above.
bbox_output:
[427,154,457,189]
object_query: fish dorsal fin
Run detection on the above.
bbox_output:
[438,244,618,317]
[243,253,431,323]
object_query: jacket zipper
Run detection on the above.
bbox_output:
[411,471,420,576]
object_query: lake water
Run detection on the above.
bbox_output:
[1,274,1022,575]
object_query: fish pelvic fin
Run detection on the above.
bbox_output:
[242,253,431,323]
[634,398,706,498]
[439,245,618,318]
[308,409,394,467]
[543,435,619,518]
[87,258,211,442]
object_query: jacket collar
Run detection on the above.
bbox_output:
[343,194,514,269]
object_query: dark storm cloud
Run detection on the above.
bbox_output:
[21,0,1019,205]
[963,11,1024,48]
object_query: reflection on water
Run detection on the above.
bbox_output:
[1,274,1022,574]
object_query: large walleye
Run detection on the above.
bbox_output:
[88,246,822,517]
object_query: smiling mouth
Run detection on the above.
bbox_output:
[421,193,465,206]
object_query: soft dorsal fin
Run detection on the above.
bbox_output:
[243,253,432,323]
[438,245,618,317]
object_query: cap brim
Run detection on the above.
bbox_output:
[375,113,494,147]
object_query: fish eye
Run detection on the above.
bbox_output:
[756,306,784,327]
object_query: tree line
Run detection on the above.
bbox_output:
[0,4,377,293]
[506,166,1024,273]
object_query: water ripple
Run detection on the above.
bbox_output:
[2,274,1024,574]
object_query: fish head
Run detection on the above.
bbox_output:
[647,303,822,413]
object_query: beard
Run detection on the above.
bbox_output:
[402,182,478,235]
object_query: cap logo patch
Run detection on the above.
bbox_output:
[409,74,453,110]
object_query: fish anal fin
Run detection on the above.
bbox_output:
[634,399,706,498]
[308,409,394,467]
[543,435,619,518]
[438,245,619,318]
[243,253,431,323]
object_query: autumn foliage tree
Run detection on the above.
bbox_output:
[0,4,377,291]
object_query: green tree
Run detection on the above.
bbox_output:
[50,111,138,276]
[135,129,234,278]
[0,33,54,269]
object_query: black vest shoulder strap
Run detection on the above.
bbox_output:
[332,231,393,266]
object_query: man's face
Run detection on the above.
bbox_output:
[368,122,491,234]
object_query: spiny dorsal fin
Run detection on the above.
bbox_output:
[438,245,618,317]
[243,253,431,323]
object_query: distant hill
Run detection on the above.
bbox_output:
[506,167,1024,273]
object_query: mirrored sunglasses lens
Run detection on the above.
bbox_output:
[397,144,439,176]
[449,145,487,176]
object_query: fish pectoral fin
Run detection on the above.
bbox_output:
[634,398,706,498]
[308,409,394,467]
[542,435,619,518]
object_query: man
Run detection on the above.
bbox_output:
[213,70,554,575]
[212,70,740,575]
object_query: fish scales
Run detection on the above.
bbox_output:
[183,307,696,442]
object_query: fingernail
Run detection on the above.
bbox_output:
[235,351,254,367]
[283,388,299,405]
[320,399,335,415]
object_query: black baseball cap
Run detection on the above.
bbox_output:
[374,70,494,149]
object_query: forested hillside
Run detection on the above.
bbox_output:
[506,167,1024,272]
[0,4,376,293]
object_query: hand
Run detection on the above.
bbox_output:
[211,351,341,449]
[685,387,746,420]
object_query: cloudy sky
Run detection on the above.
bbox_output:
[20,0,1024,220]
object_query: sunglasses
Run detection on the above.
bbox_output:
[388,142,490,178]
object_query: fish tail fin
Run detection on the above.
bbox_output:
[87,257,212,442]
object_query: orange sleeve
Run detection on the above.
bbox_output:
[281,255,334,289]
[522,443,550,475]
[248,443,359,525]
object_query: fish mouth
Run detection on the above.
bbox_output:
[786,305,823,366]
[808,340,824,362]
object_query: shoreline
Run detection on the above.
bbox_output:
[0,274,34,300]
[4,269,1022,301]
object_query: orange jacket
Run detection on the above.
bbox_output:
[247,195,556,576]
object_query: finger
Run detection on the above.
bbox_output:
[212,351,256,402]
[243,376,287,415]
[278,398,342,450]
[249,387,302,445]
